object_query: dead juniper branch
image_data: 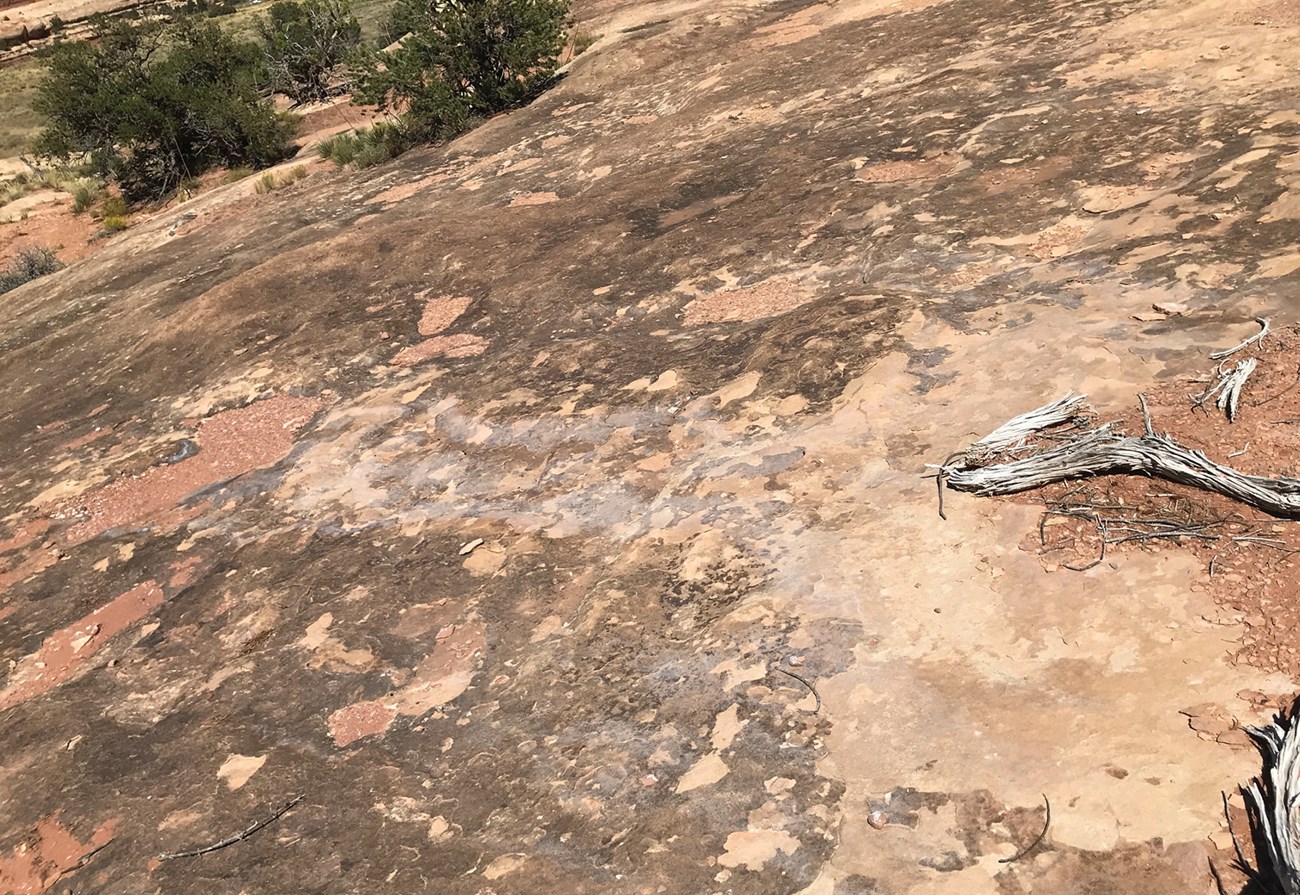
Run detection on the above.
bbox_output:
[1195,358,1258,421]
[931,394,1088,519]
[1240,701,1300,894]
[962,393,1088,460]
[945,409,1300,520]
[1211,317,1271,361]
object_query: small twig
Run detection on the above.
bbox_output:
[771,666,821,713]
[1138,393,1154,436]
[1222,790,1261,882]
[53,839,113,883]
[1105,530,1220,544]
[999,794,1050,863]
[1228,443,1251,459]
[1207,856,1230,895]
[1231,536,1290,549]
[934,451,964,521]
[1057,514,1107,571]
[158,795,304,861]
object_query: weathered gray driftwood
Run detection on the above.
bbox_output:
[1241,703,1300,894]
[1188,317,1270,421]
[944,397,1300,520]
[1211,317,1270,361]
[1196,357,1257,422]
[962,393,1088,460]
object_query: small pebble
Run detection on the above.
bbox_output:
[868,811,888,830]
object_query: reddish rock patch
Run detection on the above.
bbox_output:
[0,814,115,895]
[328,622,484,746]
[856,152,959,183]
[508,191,559,207]
[58,396,322,545]
[417,295,473,336]
[167,554,209,590]
[58,428,112,453]
[682,277,813,326]
[328,701,400,748]
[0,581,163,713]
[391,334,488,366]
[0,518,51,556]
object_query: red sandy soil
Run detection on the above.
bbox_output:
[0,193,99,266]
[1002,325,1300,680]
[391,333,488,365]
[417,294,473,336]
[0,580,162,711]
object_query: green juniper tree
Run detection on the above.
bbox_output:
[354,0,571,142]
[258,0,362,105]
[34,17,295,203]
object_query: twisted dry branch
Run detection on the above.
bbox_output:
[1240,702,1300,894]
[943,397,1300,520]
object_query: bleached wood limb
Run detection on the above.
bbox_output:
[1196,358,1258,421]
[946,425,1300,519]
[1211,317,1270,361]
[1216,357,1257,422]
[962,394,1088,460]
[1243,704,1300,894]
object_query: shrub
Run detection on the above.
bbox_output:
[316,134,338,159]
[100,195,128,218]
[570,29,597,55]
[325,132,358,165]
[353,0,571,144]
[101,214,129,232]
[68,179,98,213]
[353,140,390,168]
[0,168,86,206]
[0,246,63,295]
[224,166,255,182]
[254,164,311,192]
[258,0,361,104]
[34,17,296,204]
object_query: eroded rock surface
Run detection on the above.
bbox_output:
[2,0,1299,891]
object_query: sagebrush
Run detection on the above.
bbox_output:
[0,247,63,295]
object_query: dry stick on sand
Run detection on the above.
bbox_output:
[1211,317,1271,361]
[158,795,304,861]
[943,398,1300,520]
[771,666,821,713]
[998,795,1051,864]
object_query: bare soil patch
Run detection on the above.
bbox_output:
[987,326,1300,678]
